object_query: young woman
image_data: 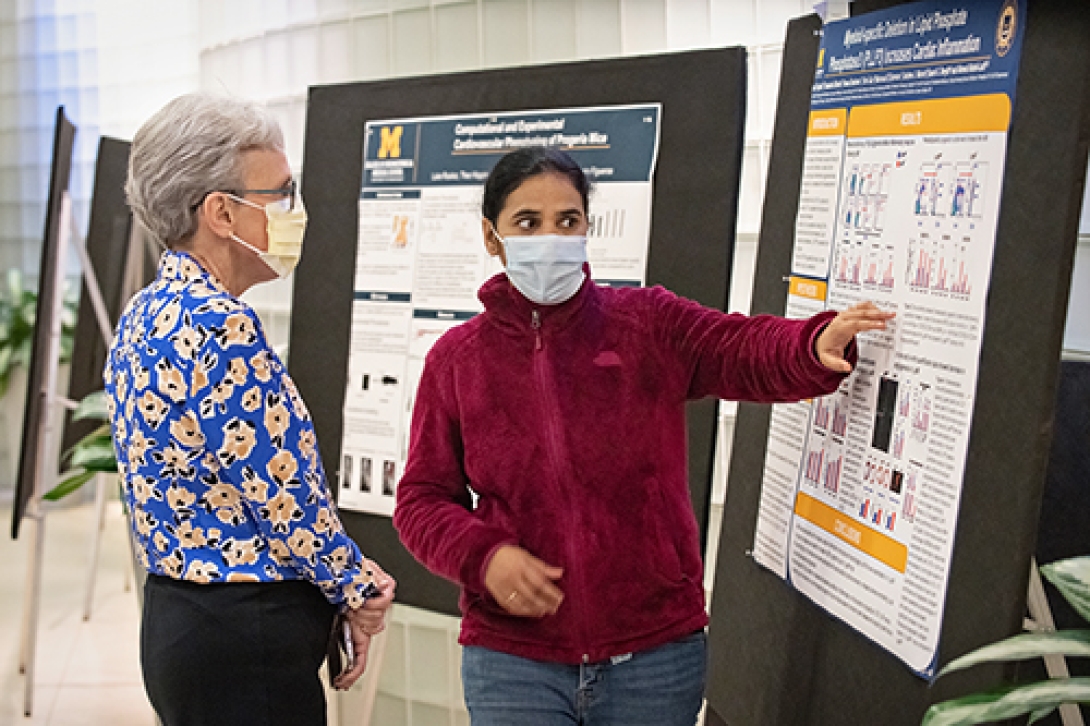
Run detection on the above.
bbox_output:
[394,148,891,725]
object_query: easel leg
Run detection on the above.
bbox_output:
[18,515,35,675]
[22,510,46,716]
[1026,560,1086,726]
[82,474,107,620]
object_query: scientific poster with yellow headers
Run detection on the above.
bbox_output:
[338,105,661,516]
[752,0,1024,677]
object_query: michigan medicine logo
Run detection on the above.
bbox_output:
[995,0,1017,58]
[366,124,415,184]
[378,126,403,159]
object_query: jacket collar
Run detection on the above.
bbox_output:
[479,262,596,336]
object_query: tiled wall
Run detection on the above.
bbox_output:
[0,1,99,278]
[0,0,198,280]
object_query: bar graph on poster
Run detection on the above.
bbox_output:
[751,0,1025,677]
[338,104,661,516]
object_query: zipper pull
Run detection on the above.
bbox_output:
[531,310,542,351]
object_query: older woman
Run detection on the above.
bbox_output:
[104,93,395,726]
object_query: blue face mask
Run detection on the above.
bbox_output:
[493,229,588,305]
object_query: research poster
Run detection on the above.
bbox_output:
[339,105,661,515]
[751,0,1024,676]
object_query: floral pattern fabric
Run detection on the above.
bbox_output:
[104,250,376,608]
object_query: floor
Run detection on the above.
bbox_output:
[0,491,156,726]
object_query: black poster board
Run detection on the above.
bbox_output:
[293,48,747,616]
[62,136,134,456]
[1036,360,1090,621]
[12,107,76,539]
[706,2,1090,724]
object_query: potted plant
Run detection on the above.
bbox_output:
[0,268,78,492]
[922,557,1090,725]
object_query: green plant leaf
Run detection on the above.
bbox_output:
[67,440,117,472]
[61,425,112,465]
[938,630,1090,677]
[0,268,75,382]
[5,278,34,373]
[1041,557,1090,624]
[71,391,109,422]
[63,438,115,467]
[43,469,97,501]
[921,678,1090,726]
[1026,706,1056,725]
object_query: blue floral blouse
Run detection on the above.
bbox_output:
[104,250,377,608]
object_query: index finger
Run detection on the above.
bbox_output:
[333,632,371,690]
[843,302,895,318]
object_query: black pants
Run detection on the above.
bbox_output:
[141,574,336,726]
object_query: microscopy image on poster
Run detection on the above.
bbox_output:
[339,104,661,515]
[751,0,1025,676]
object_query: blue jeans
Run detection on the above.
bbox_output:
[462,631,706,725]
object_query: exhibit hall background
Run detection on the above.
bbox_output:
[0,1,1087,724]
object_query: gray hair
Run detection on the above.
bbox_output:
[126,93,284,247]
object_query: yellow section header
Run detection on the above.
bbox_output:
[847,94,1011,137]
[794,492,908,573]
[789,276,828,302]
[808,108,847,137]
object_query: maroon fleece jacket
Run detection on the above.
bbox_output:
[394,271,851,664]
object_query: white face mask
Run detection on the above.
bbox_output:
[492,226,588,305]
[229,195,308,279]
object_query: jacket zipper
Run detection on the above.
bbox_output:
[531,308,591,661]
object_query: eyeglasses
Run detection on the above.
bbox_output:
[193,180,298,212]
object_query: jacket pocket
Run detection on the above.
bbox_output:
[645,477,685,584]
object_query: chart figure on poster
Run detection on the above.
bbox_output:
[340,105,661,515]
[751,0,1025,676]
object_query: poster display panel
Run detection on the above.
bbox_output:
[63,137,134,455]
[12,108,76,539]
[339,105,661,515]
[751,0,1024,676]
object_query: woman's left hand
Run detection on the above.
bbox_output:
[815,302,895,373]
[333,620,373,691]
[332,559,397,690]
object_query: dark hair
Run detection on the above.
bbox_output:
[481,148,591,224]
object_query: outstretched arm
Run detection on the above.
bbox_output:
[649,287,891,402]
